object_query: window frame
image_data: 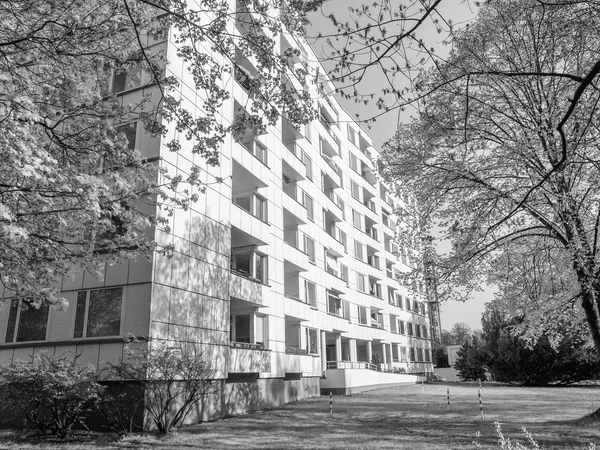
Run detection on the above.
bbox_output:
[4,300,50,343]
[73,287,124,339]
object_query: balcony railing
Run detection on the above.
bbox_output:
[326,361,378,371]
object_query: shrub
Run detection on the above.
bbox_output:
[0,354,104,438]
[107,340,219,434]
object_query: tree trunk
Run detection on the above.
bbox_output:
[579,285,600,356]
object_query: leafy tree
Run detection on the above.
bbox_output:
[0,0,321,306]
[432,346,449,368]
[107,339,218,434]
[377,0,600,355]
[449,322,472,345]
[480,309,599,385]
[0,355,105,438]
[454,335,487,381]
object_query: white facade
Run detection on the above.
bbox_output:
[0,2,433,421]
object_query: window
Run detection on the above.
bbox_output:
[370,311,383,329]
[255,315,266,346]
[301,151,312,180]
[354,241,364,261]
[352,210,363,231]
[73,287,123,338]
[409,347,416,362]
[347,125,356,145]
[350,180,361,200]
[306,327,318,354]
[400,346,407,361]
[231,250,268,284]
[325,251,339,277]
[369,280,381,298]
[356,273,366,292]
[395,293,403,309]
[382,211,391,228]
[231,314,251,343]
[340,264,349,283]
[304,235,316,263]
[116,122,138,150]
[242,139,267,165]
[399,320,406,335]
[405,297,411,311]
[357,306,368,325]
[339,230,347,252]
[407,322,414,336]
[349,151,358,172]
[390,316,398,333]
[327,291,347,318]
[112,59,142,93]
[234,192,268,222]
[304,280,317,307]
[415,324,422,338]
[303,192,314,221]
[342,300,350,320]
[5,300,49,343]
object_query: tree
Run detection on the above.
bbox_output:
[449,322,472,345]
[107,339,218,434]
[454,335,486,381]
[479,308,599,385]
[0,0,320,306]
[377,0,600,355]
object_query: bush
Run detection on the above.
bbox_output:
[107,340,219,434]
[0,354,104,438]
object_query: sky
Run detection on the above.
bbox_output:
[306,1,488,331]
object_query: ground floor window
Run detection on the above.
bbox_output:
[230,311,267,347]
[5,300,49,343]
[74,287,123,338]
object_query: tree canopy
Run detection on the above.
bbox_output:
[0,0,320,305]
[376,0,600,354]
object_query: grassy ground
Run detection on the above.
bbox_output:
[1,382,599,449]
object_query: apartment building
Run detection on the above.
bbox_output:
[0,2,433,423]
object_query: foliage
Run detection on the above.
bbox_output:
[433,347,449,368]
[378,0,600,354]
[98,383,145,439]
[454,336,487,382]
[0,354,104,438]
[479,309,599,386]
[0,0,321,306]
[107,340,218,434]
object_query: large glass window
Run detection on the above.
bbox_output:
[74,287,123,338]
[5,300,49,343]
[231,250,268,284]
[234,192,268,222]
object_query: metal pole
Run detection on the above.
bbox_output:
[447,387,450,411]
[330,391,333,418]
[478,387,484,420]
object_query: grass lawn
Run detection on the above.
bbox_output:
[1,382,599,449]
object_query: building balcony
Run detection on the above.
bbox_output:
[228,343,271,373]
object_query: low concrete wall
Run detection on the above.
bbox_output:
[320,368,420,395]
